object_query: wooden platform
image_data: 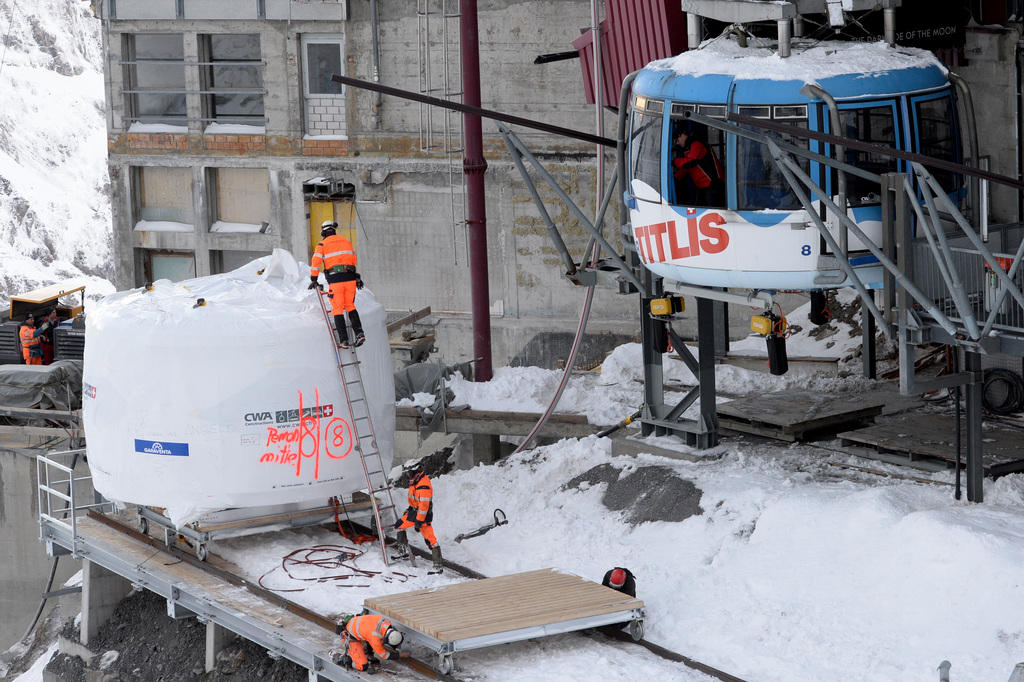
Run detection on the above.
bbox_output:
[838,414,1024,476]
[365,568,643,644]
[717,391,885,442]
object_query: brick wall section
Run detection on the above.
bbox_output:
[109,132,589,158]
[203,134,267,154]
[124,133,189,152]
[301,138,350,156]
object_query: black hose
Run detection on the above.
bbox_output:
[20,556,60,642]
[982,368,1024,415]
[596,409,642,438]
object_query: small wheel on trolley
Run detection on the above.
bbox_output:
[437,653,453,676]
[138,516,149,535]
[196,543,208,562]
[628,618,644,642]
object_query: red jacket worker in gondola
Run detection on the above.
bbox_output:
[672,120,724,207]
[392,468,444,574]
[335,613,408,673]
[309,220,365,349]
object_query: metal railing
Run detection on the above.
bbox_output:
[36,449,112,554]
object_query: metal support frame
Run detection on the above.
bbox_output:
[964,351,984,501]
[36,454,360,682]
[363,605,644,673]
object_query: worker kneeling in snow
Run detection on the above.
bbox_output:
[335,613,408,672]
[309,220,365,349]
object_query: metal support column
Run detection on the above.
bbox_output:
[965,351,984,502]
[713,297,729,358]
[460,0,493,383]
[862,307,877,379]
[696,297,719,448]
[641,274,665,437]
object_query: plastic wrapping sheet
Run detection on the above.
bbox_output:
[0,360,82,409]
[82,249,395,526]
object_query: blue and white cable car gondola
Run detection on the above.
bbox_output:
[627,37,963,291]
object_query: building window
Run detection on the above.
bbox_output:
[301,34,346,137]
[132,166,194,231]
[302,35,344,97]
[143,250,196,283]
[211,250,271,275]
[201,34,265,128]
[125,34,186,127]
[209,168,270,232]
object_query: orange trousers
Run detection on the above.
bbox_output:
[347,639,376,671]
[397,513,438,548]
[23,354,41,365]
[327,280,356,315]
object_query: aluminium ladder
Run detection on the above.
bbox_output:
[315,290,399,565]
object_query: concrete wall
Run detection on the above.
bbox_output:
[958,26,1021,225]
[0,451,85,652]
[99,1,643,367]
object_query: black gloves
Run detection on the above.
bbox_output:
[393,519,402,530]
[414,521,423,532]
[308,276,320,290]
[356,275,364,289]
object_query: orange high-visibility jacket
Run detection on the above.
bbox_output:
[19,323,42,359]
[310,234,357,281]
[407,474,433,523]
[345,614,394,660]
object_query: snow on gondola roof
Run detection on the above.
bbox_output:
[637,36,950,104]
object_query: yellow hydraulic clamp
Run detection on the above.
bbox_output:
[649,296,685,317]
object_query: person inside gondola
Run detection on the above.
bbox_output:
[672,120,724,207]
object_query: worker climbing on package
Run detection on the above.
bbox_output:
[309,220,365,350]
[334,612,409,673]
[392,467,444,575]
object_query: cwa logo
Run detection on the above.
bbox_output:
[245,411,274,425]
[134,439,190,456]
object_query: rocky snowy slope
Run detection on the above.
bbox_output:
[0,0,114,303]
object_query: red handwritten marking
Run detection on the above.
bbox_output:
[258,388,353,479]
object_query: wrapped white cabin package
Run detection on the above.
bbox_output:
[83,249,395,526]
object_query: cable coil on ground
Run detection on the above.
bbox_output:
[982,368,1024,415]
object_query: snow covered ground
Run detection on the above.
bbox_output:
[201,315,1024,682]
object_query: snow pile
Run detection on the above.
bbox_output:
[214,428,1024,681]
[0,0,113,304]
[652,36,945,82]
[83,250,395,525]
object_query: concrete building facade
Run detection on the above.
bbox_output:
[96,0,639,368]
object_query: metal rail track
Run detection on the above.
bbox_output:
[90,510,746,681]
[86,511,457,681]
[392,527,748,682]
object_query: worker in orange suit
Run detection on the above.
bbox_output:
[392,468,443,574]
[309,220,365,349]
[19,312,50,365]
[334,612,407,672]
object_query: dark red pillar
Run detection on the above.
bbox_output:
[461,0,493,382]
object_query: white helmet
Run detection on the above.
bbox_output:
[320,220,338,237]
[384,627,404,648]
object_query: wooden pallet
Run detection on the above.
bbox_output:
[838,414,1024,476]
[365,568,643,643]
[717,391,884,442]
